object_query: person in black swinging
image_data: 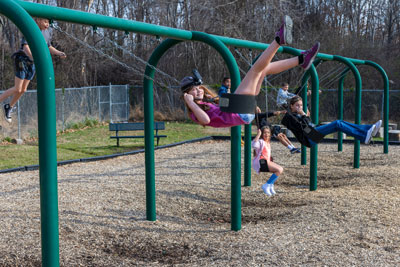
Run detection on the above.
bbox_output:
[281,96,382,147]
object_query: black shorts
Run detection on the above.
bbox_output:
[259,159,269,172]
[12,52,35,80]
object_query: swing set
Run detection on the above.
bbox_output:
[0,1,390,266]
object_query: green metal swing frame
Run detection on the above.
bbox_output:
[0,1,389,266]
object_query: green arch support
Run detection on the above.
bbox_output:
[337,68,351,152]
[280,46,321,190]
[143,38,183,221]
[364,60,390,153]
[333,55,362,168]
[0,1,389,265]
[143,32,243,231]
[0,1,59,266]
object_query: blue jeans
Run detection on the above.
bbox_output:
[308,120,372,146]
[238,113,255,124]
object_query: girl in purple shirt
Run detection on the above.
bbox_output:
[182,16,320,127]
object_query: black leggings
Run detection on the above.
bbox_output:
[259,159,270,172]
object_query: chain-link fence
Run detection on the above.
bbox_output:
[0,84,129,139]
[256,88,400,126]
[1,84,398,140]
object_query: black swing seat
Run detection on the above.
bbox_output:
[285,110,325,144]
[303,125,325,143]
[219,93,256,114]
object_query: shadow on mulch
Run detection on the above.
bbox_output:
[188,197,316,225]
[100,236,215,265]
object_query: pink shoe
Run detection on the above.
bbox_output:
[301,42,320,70]
[275,15,293,45]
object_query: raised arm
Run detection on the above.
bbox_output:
[253,129,262,142]
[49,46,66,59]
[184,93,210,125]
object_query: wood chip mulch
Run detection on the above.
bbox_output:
[0,140,399,266]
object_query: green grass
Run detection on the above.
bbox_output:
[0,121,229,170]
[0,120,384,170]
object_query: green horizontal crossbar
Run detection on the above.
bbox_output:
[16,0,366,65]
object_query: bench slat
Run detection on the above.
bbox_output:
[109,122,167,147]
[110,136,145,139]
[109,122,165,131]
[110,135,167,139]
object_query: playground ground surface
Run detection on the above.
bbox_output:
[0,140,399,266]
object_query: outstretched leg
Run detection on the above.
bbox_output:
[235,16,320,96]
[315,120,378,144]
[10,79,30,107]
[245,41,320,96]
[0,77,30,123]
[0,77,25,103]
[235,16,293,96]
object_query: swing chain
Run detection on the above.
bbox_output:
[95,30,180,84]
[51,23,176,88]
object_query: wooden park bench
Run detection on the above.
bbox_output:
[109,122,167,147]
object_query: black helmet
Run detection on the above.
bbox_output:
[180,69,203,91]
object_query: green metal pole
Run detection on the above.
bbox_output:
[299,59,321,166]
[1,1,59,266]
[16,0,192,40]
[244,124,252,186]
[337,75,345,152]
[17,0,375,70]
[281,47,320,191]
[300,76,308,166]
[309,68,320,191]
[147,33,241,230]
[144,39,183,221]
[364,61,390,154]
[190,31,241,231]
[337,69,350,151]
[333,56,362,168]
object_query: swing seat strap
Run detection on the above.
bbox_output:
[303,125,325,143]
[287,110,325,144]
[219,93,256,114]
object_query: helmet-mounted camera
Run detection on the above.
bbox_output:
[180,69,203,91]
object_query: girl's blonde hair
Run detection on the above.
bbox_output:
[182,85,219,113]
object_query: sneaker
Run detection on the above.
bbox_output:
[270,184,276,195]
[3,104,12,123]
[261,183,272,197]
[372,120,382,136]
[275,15,293,45]
[364,125,375,144]
[301,42,320,70]
[290,147,301,154]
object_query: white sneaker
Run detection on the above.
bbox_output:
[365,125,375,144]
[270,184,276,195]
[372,120,382,136]
[261,183,272,197]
